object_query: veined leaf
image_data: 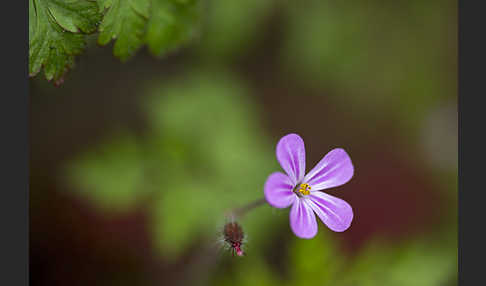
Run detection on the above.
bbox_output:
[97,0,150,61]
[29,0,101,85]
[30,0,202,84]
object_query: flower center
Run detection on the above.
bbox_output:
[296,183,311,196]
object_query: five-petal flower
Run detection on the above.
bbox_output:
[264,133,354,239]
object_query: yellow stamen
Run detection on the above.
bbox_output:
[298,183,311,195]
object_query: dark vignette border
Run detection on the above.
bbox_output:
[458,1,484,285]
[0,1,29,285]
[0,0,478,285]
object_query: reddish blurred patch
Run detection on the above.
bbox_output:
[331,149,447,253]
[30,188,153,286]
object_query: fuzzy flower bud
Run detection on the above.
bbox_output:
[223,222,245,256]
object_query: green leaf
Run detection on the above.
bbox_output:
[144,71,277,258]
[65,69,278,259]
[97,0,200,61]
[66,135,149,212]
[29,0,102,84]
[30,0,202,83]
[145,0,201,57]
[97,0,150,61]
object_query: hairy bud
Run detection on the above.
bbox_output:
[223,222,245,256]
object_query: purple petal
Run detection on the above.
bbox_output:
[289,198,318,239]
[264,172,296,208]
[303,148,354,191]
[307,191,353,232]
[276,133,306,185]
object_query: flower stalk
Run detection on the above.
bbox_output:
[226,197,267,220]
[221,198,266,257]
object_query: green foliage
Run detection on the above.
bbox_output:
[65,70,279,258]
[197,0,274,59]
[281,0,456,135]
[66,135,148,211]
[145,0,201,57]
[29,0,102,84]
[286,232,344,285]
[97,0,150,61]
[213,232,456,286]
[97,0,200,60]
[29,0,201,84]
[340,236,457,286]
[145,73,279,257]
[214,253,280,286]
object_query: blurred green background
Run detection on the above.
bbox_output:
[30,0,457,285]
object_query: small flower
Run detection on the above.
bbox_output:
[264,133,354,239]
[223,222,245,256]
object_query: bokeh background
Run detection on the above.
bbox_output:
[30,0,457,285]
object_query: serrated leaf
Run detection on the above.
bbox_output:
[97,0,150,61]
[29,0,101,84]
[145,0,201,57]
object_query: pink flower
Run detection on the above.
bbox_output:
[264,134,354,239]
